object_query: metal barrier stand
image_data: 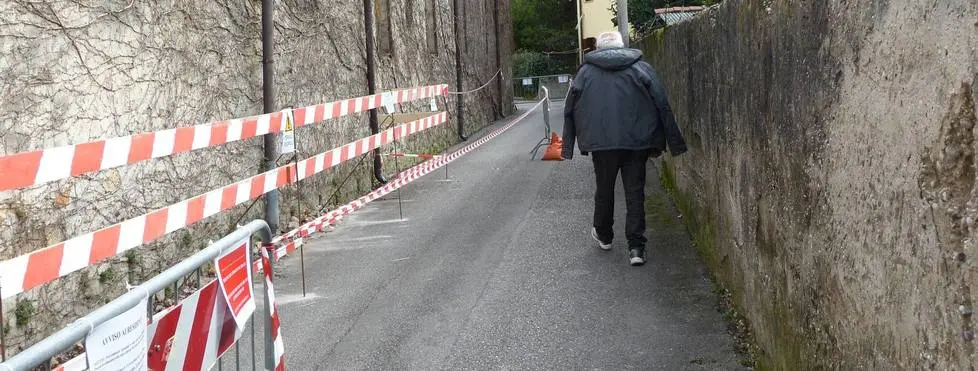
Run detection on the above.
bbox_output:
[529,87,553,159]
[0,219,276,371]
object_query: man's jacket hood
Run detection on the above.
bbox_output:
[583,48,643,71]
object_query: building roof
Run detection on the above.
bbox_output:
[645,6,706,29]
[655,6,707,15]
[658,11,699,26]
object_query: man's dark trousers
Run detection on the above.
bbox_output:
[591,149,650,249]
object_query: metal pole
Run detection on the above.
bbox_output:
[291,142,307,298]
[396,178,403,219]
[492,0,503,116]
[541,87,551,132]
[148,291,156,327]
[576,0,584,65]
[452,0,467,141]
[144,296,153,326]
[392,139,404,220]
[261,0,280,233]
[298,239,307,296]
[617,0,629,48]
[262,254,276,371]
[363,0,388,184]
[0,282,6,362]
[250,316,256,371]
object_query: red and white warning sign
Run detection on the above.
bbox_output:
[213,238,255,331]
[146,280,240,371]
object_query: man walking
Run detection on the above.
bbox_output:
[562,31,687,266]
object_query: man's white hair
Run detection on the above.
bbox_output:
[596,31,625,49]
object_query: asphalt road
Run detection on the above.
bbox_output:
[259,102,743,370]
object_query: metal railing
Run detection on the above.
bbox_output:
[0,220,276,371]
[513,74,573,101]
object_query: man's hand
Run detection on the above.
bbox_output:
[648,149,663,160]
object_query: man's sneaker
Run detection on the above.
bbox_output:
[590,228,612,251]
[629,248,647,266]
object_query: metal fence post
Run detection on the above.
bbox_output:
[261,0,280,234]
[251,317,256,371]
[0,281,6,362]
[541,86,551,134]
[263,245,276,371]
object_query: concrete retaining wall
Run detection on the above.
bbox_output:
[642,0,978,368]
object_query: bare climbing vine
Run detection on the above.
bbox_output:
[0,0,506,359]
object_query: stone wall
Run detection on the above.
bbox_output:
[642,0,978,368]
[0,0,512,355]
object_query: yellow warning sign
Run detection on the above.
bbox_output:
[281,109,296,154]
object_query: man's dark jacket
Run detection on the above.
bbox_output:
[562,48,687,159]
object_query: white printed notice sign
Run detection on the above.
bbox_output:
[85,298,148,371]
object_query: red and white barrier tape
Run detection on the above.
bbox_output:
[253,239,303,274]
[273,239,302,262]
[270,97,547,249]
[0,84,448,192]
[294,112,448,181]
[0,112,449,300]
[292,84,447,129]
[260,246,286,371]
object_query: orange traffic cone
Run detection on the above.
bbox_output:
[541,132,563,161]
